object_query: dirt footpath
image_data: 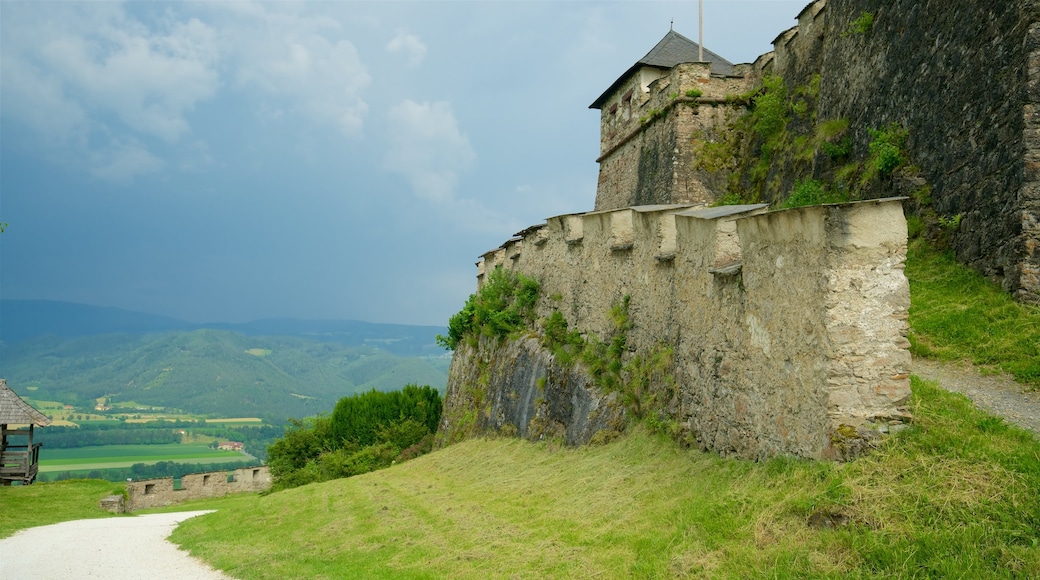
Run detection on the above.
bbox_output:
[0,511,232,580]
[913,357,1040,438]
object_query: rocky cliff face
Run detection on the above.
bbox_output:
[437,336,626,447]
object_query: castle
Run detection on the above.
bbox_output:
[589,0,1038,303]
[439,0,1037,460]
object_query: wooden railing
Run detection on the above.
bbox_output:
[0,443,42,482]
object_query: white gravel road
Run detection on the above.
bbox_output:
[0,511,232,580]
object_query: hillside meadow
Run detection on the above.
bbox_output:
[157,376,1039,578]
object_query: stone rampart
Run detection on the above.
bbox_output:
[456,199,912,460]
[122,466,271,512]
[745,0,1039,302]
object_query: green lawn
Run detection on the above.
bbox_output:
[168,377,1040,579]
[907,239,1040,386]
[0,479,127,539]
[39,443,248,472]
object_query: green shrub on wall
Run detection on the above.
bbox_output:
[868,123,908,177]
[844,12,875,36]
[437,267,540,350]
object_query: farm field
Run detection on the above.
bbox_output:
[205,418,263,425]
[38,443,250,473]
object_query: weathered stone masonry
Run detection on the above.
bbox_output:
[445,199,911,460]
[761,0,1040,302]
[107,466,272,513]
[443,0,1040,459]
[592,0,1040,303]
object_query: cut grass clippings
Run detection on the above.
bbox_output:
[907,239,1040,387]
[170,377,1040,579]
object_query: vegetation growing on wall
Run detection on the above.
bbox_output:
[541,297,676,432]
[703,72,916,213]
[844,11,875,36]
[266,384,442,490]
[436,267,539,351]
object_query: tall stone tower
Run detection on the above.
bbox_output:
[590,30,752,211]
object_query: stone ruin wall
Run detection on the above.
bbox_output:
[753,0,1040,302]
[118,466,271,512]
[456,198,911,460]
[594,63,752,211]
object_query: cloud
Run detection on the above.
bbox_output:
[90,138,165,183]
[384,100,476,203]
[0,2,217,182]
[386,31,427,67]
[220,3,372,138]
[0,1,373,182]
[3,3,219,144]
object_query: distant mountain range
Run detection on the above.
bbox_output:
[0,300,447,357]
[0,300,452,421]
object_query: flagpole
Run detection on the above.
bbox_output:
[699,0,704,61]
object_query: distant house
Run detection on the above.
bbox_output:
[217,441,244,452]
[0,379,52,485]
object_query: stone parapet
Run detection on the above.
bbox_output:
[470,199,911,460]
[121,466,271,512]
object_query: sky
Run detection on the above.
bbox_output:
[1,1,806,326]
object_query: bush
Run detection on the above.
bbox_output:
[751,76,787,140]
[868,123,908,177]
[437,267,540,350]
[846,12,874,35]
[267,384,443,490]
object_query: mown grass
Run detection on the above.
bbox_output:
[0,479,127,539]
[906,239,1040,387]
[169,377,1040,579]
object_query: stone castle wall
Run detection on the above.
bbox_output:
[594,63,752,211]
[452,199,911,460]
[752,0,1039,302]
[123,466,271,512]
[594,0,1040,302]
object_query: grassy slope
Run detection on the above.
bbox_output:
[168,377,1040,579]
[0,480,128,539]
[907,240,1040,386]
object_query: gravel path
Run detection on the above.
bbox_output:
[0,511,232,580]
[913,357,1040,438]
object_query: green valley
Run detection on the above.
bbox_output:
[0,329,449,422]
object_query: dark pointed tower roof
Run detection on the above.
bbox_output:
[590,29,735,109]
[0,379,51,426]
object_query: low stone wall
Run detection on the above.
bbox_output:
[120,466,271,512]
[454,199,911,460]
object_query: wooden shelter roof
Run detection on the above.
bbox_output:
[0,379,51,426]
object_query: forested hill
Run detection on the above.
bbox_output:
[0,300,446,357]
[0,329,449,422]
